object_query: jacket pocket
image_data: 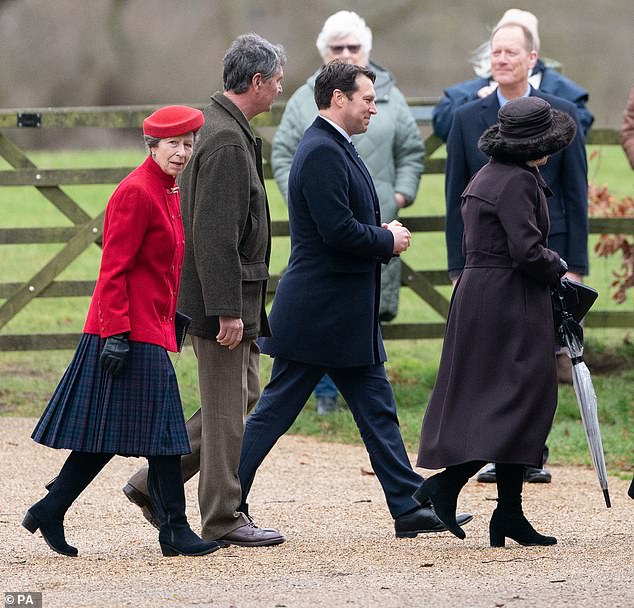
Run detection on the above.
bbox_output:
[241,261,269,281]
[240,212,262,261]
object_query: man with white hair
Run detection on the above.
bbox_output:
[433,8,593,141]
[272,10,424,415]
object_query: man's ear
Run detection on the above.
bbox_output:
[528,51,538,71]
[332,88,345,108]
[252,72,262,91]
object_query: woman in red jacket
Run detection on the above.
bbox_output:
[23,106,220,558]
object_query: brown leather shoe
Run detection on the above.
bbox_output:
[122,483,160,530]
[216,520,286,547]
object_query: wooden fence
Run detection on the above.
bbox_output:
[0,102,632,350]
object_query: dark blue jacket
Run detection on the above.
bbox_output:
[433,60,594,141]
[259,117,393,367]
[445,88,588,276]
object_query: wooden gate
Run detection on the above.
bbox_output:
[0,102,632,350]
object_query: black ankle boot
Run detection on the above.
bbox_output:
[22,501,78,557]
[413,476,465,539]
[147,456,221,557]
[413,462,483,540]
[489,507,557,547]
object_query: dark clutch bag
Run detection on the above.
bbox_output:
[174,311,192,352]
[551,278,598,332]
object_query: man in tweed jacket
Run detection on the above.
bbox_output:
[124,34,287,547]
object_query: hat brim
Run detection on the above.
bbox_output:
[143,106,205,139]
[478,108,577,162]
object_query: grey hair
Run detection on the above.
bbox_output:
[315,10,372,59]
[223,33,286,94]
[469,41,493,79]
[143,132,201,153]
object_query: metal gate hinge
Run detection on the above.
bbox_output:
[17,112,42,128]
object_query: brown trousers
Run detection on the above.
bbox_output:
[127,336,261,539]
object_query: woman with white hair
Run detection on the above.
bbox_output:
[432,8,593,141]
[272,10,424,415]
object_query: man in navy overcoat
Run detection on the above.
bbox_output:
[237,61,471,538]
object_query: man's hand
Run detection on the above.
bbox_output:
[217,316,243,350]
[477,83,497,98]
[383,219,412,254]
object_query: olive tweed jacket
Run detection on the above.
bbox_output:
[177,92,271,341]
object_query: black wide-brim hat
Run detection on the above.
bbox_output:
[478,96,577,163]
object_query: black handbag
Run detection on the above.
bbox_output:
[174,311,192,352]
[551,278,598,335]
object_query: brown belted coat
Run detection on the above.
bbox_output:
[418,160,562,469]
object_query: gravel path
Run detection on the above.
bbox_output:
[2,417,633,608]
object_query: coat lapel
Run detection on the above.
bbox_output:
[315,117,380,211]
[344,139,376,196]
[481,93,501,131]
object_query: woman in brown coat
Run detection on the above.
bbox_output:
[415,97,577,547]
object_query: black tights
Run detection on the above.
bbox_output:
[443,461,525,514]
[495,463,525,513]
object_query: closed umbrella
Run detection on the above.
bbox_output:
[553,279,611,508]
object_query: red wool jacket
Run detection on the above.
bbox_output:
[84,155,184,352]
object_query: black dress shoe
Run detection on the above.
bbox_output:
[122,483,160,530]
[523,466,552,483]
[476,463,497,483]
[412,476,469,539]
[395,506,473,538]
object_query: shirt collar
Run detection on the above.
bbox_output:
[318,114,352,143]
[496,84,531,107]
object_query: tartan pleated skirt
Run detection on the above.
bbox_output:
[32,334,191,456]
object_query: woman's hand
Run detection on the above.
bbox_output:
[99,333,130,376]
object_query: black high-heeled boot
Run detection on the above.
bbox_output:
[413,461,483,540]
[147,456,221,557]
[23,451,113,556]
[489,463,557,547]
[489,508,557,547]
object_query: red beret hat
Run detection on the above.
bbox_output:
[143,105,204,138]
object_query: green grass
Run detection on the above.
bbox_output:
[0,144,632,477]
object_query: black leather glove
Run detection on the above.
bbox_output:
[99,333,130,376]
[558,258,569,278]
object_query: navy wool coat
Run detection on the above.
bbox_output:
[445,87,588,277]
[259,117,394,368]
[418,161,561,469]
